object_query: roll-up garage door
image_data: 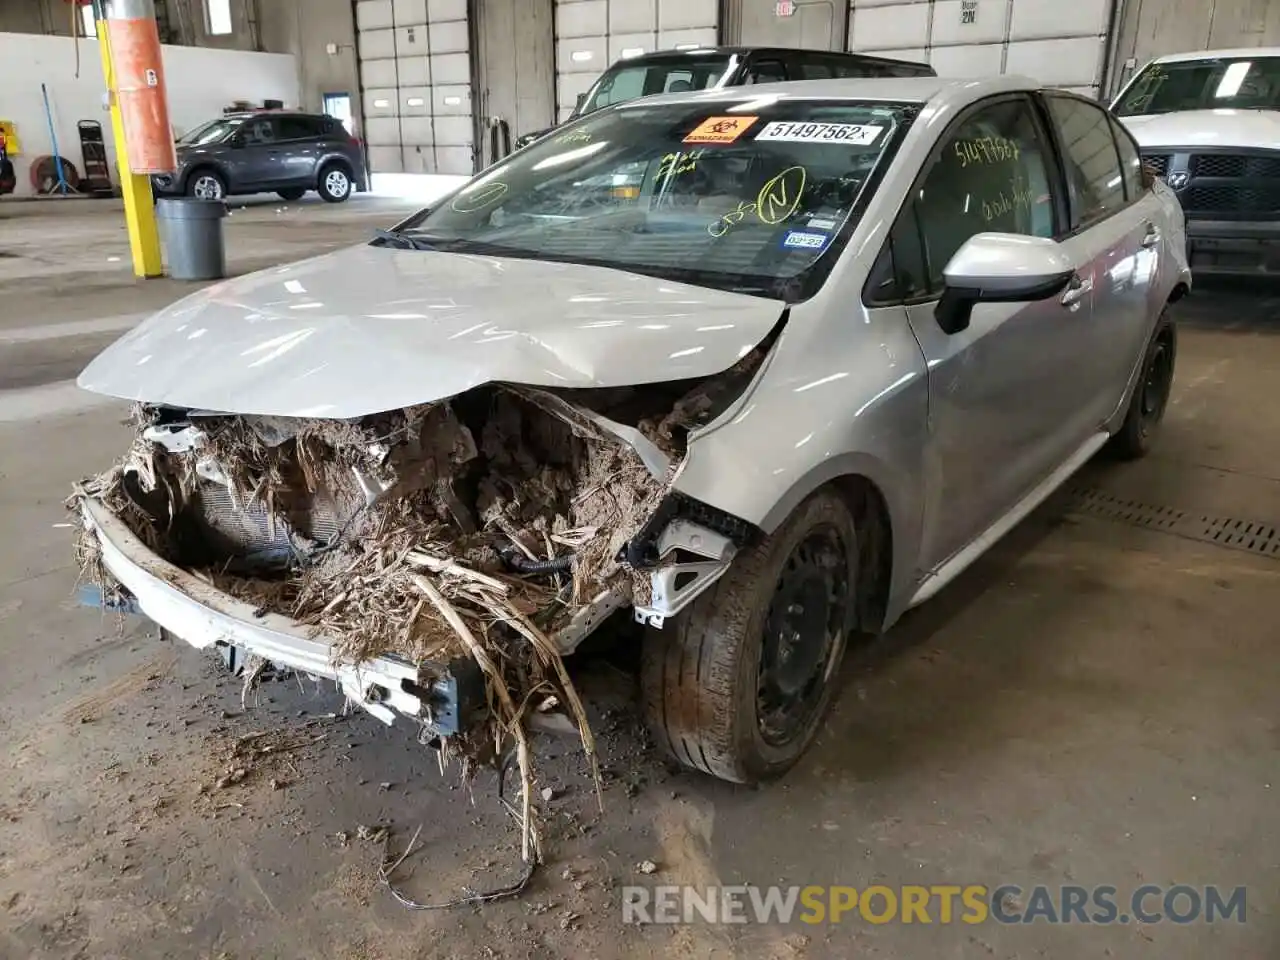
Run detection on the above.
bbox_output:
[724,0,849,50]
[848,0,1115,96]
[552,0,720,122]
[355,0,475,175]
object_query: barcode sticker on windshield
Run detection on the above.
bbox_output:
[755,122,884,145]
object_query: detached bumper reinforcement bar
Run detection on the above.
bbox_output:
[78,498,482,732]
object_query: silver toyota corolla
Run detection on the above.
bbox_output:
[75,76,1190,785]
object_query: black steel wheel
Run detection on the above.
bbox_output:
[641,490,858,783]
[1109,310,1177,460]
[757,528,850,748]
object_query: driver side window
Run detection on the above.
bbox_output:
[243,119,275,145]
[875,97,1058,302]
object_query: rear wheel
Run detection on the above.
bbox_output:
[640,491,858,783]
[277,187,305,201]
[1108,311,1177,460]
[317,164,352,203]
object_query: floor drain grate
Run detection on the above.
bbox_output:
[1064,487,1280,559]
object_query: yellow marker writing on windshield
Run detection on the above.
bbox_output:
[708,200,757,238]
[756,166,807,224]
[450,181,508,213]
[659,150,703,177]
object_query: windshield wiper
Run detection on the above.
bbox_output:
[370,228,438,250]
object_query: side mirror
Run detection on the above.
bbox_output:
[934,233,1076,335]
[228,133,245,148]
[575,93,588,111]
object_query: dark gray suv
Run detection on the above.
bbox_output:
[152,111,369,203]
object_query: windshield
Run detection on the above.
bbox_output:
[177,118,242,145]
[1115,56,1280,116]
[579,55,733,115]
[395,98,912,298]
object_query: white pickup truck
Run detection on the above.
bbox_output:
[1113,48,1280,275]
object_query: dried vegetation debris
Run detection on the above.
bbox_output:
[70,373,747,860]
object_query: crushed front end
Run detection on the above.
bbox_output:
[72,370,764,744]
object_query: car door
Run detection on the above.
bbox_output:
[1041,94,1165,413]
[234,117,281,190]
[875,95,1100,571]
[273,115,323,187]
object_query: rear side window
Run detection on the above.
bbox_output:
[746,59,787,84]
[277,116,323,140]
[1108,115,1144,200]
[832,61,887,79]
[795,58,834,81]
[1044,95,1126,227]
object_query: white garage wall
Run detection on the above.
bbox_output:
[0,31,297,197]
[553,0,719,122]
[355,0,474,176]
[848,0,1114,96]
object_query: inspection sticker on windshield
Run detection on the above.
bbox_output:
[755,121,884,145]
[781,229,831,252]
[684,116,759,145]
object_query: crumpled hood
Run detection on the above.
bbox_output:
[1120,109,1280,150]
[78,244,785,418]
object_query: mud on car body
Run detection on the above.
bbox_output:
[75,76,1189,789]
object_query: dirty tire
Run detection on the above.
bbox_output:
[640,490,858,784]
[1108,310,1177,460]
[317,163,352,203]
[277,187,306,201]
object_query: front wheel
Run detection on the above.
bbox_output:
[317,164,352,203]
[640,490,858,783]
[1108,311,1177,460]
[187,169,225,201]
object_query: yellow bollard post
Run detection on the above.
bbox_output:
[96,4,163,277]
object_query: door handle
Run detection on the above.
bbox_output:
[1141,223,1162,248]
[1060,275,1092,309]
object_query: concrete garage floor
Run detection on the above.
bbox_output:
[1,197,1277,959]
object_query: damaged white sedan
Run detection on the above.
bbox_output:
[74,75,1189,786]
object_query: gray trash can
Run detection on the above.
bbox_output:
[156,198,227,281]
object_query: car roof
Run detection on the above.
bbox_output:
[620,45,929,65]
[223,110,320,119]
[1154,47,1280,63]
[615,74,1041,111]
